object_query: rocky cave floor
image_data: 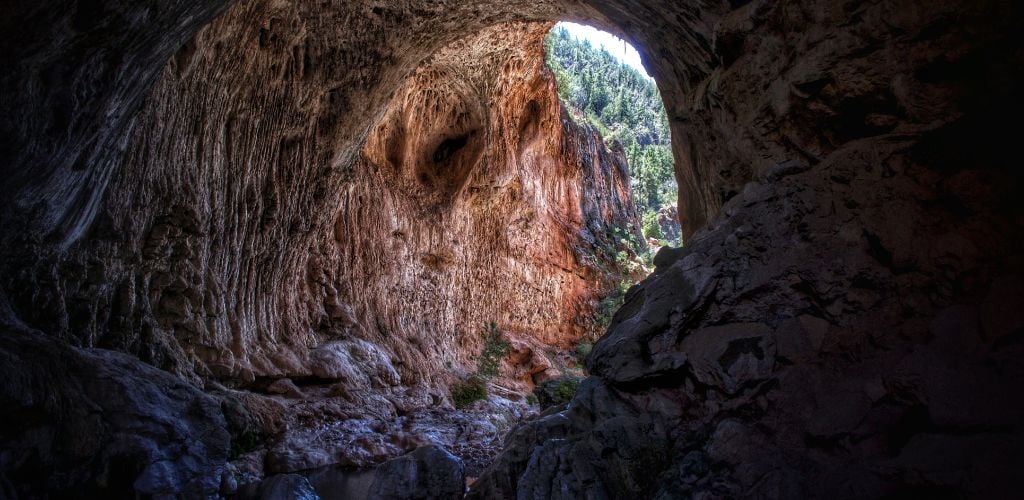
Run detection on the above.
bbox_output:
[221,347,588,498]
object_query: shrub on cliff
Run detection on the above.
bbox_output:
[533,376,582,409]
[451,322,510,408]
[594,279,631,330]
[477,321,510,378]
[642,210,664,240]
[574,342,593,366]
[450,376,489,409]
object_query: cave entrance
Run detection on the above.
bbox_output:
[304,20,688,477]
[544,22,682,249]
[535,22,682,360]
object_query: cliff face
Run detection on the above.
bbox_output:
[1,0,1022,497]
[333,23,642,386]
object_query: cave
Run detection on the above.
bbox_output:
[1,0,1023,499]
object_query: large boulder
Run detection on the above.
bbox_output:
[257,474,320,500]
[367,445,465,500]
[309,339,401,388]
[0,326,230,497]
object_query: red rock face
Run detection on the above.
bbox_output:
[320,22,642,387]
[0,3,640,388]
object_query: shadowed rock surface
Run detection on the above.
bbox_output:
[1,0,1022,498]
[0,317,229,497]
[367,445,466,500]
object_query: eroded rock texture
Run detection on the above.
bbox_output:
[333,22,642,384]
[1,3,638,388]
[1,0,1023,497]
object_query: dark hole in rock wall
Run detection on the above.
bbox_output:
[432,134,469,164]
[519,100,540,140]
[416,129,482,195]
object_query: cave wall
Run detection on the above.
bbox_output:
[1,0,1023,497]
[0,1,648,385]
[0,0,725,379]
[338,23,643,381]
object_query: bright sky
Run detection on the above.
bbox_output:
[556,22,651,79]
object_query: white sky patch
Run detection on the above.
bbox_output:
[556,22,651,79]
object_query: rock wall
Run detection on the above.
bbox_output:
[328,22,643,388]
[0,3,640,387]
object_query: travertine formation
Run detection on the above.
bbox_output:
[336,22,643,385]
[1,0,1022,497]
[0,4,638,388]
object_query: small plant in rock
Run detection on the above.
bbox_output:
[642,210,664,240]
[450,322,510,409]
[575,342,593,365]
[533,375,582,409]
[594,279,632,331]
[615,250,630,267]
[450,376,488,409]
[477,321,510,379]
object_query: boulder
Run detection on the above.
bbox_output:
[309,340,401,389]
[248,473,320,500]
[0,328,229,497]
[367,445,465,500]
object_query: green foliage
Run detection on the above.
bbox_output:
[478,321,510,379]
[607,224,647,258]
[555,379,578,401]
[575,342,593,365]
[615,250,630,267]
[641,210,664,240]
[450,322,510,408]
[544,27,668,146]
[545,26,679,217]
[595,279,632,330]
[627,144,676,214]
[533,376,582,408]
[602,223,651,274]
[451,376,488,409]
[526,393,539,405]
